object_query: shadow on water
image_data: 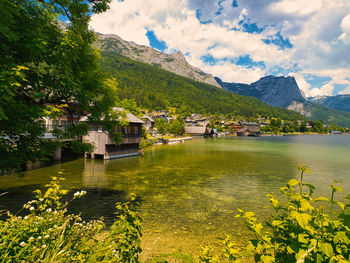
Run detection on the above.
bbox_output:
[68,188,143,226]
[0,185,42,219]
[0,184,142,226]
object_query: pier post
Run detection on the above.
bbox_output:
[53,146,61,161]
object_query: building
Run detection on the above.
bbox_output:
[238,122,261,136]
[331,130,342,135]
[83,108,144,160]
[236,128,249,136]
[185,126,214,137]
[141,115,155,132]
[228,122,242,132]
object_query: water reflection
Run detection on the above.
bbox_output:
[82,159,109,189]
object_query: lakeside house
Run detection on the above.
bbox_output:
[237,122,261,136]
[83,108,144,160]
[236,128,249,136]
[152,111,170,122]
[141,115,155,133]
[185,126,214,137]
[184,114,207,126]
[331,130,342,135]
[228,122,242,131]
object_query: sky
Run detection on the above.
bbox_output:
[89,0,350,97]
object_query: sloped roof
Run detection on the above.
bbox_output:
[237,128,249,133]
[141,115,155,123]
[113,107,144,124]
[242,122,259,125]
[185,126,207,134]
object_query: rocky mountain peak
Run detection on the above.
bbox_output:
[171,51,186,61]
[217,75,307,108]
[96,33,221,88]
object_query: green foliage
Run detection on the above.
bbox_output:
[308,103,350,128]
[168,117,185,137]
[200,165,350,262]
[199,246,219,263]
[65,123,91,140]
[120,99,143,117]
[110,194,142,262]
[0,175,142,262]
[111,132,123,146]
[270,118,282,127]
[261,119,346,134]
[70,140,95,155]
[0,0,115,173]
[99,52,306,121]
[155,118,168,138]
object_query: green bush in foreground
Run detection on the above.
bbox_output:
[0,176,142,262]
[200,165,350,263]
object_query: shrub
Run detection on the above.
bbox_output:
[0,176,142,262]
[200,165,350,262]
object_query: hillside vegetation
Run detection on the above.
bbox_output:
[100,52,305,121]
[307,102,350,127]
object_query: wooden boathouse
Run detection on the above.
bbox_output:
[83,108,144,160]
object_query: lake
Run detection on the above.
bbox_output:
[0,135,350,259]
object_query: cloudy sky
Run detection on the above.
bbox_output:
[89,0,350,97]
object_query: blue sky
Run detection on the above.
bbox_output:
[90,0,350,96]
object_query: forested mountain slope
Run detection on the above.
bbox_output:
[216,76,350,126]
[99,51,305,121]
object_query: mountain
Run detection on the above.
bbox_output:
[94,32,350,126]
[215,76,307,108]
[216,76,350,127]
[96,34,221,88]
[309,95,350,113]
[99,51,305,121]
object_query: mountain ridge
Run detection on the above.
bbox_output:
[215,75,307,108]
[94,32,350,127]
[216,76,350,126]
[96,33,221,88]
[309,94,350,113]
[99,51,306,121]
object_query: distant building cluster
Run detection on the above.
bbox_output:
[43,109,349,161]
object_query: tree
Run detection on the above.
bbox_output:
[271,118,282,127]
[0,0,113,173]
[169,116,185,137]
[155,118,168,139]
[300,122,308,133]
[312,120,324,133]
[120,99,143,117]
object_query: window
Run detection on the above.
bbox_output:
[133,126,139,134]
[53,120,59,127]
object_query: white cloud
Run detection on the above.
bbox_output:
[338,13,350,43]
[90,0,350,95]
[292,74,311,96]
[308,83,334,97]
[187,56,265,83]
[291,73,334,97]
[269,0,322,17]
[339,87,350,95]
